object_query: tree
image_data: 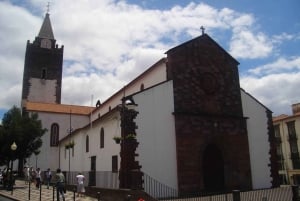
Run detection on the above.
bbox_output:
[0,106,46,174]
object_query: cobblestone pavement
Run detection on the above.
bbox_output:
[0,180,98,201]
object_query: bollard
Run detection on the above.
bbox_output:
[97,192,101,201]
[28,180,31,200]
[125,194,131,201]
[73,187,76,201]
[232,190,241,201]
[53,185,55,201]
[292,185,300,201]
[39,183,42,201]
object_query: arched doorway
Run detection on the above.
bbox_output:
[202,144,225,192]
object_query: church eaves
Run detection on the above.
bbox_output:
[38,13,55,39]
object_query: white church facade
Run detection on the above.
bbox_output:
[22,12,279,197]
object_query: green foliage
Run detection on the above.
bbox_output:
[0,106,46,166]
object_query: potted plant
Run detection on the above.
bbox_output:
[113,136,122,144]
[65,141,75,149]
[125,134,136,140]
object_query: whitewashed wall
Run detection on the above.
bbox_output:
[59,110,121,187]
[90,60,167,122]
[241,89,272,189]
[134,81,178,190]
[27,112,89,171]
[28,78,57,103]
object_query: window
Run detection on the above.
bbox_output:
[100,127,104,148]
[274,125,281,138]
[41,68,47,79]
[276,144,282,156]
[86,135,89,152]
[112,155,118,172]
[287,121,296,137]
[140,83,144,91]
[50,123,59,146]
[291,141,299,153]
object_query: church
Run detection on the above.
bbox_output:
[22,12,279,197]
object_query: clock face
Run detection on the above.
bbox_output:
[41,39,51,49]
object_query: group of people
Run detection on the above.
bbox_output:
[23,167,86,201]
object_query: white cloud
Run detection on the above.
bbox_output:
[248,57,300,75]
[0,0,299,118]
[241,58,300,115]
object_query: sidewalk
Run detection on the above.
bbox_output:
[0,180,98,201]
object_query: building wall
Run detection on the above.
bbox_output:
[90,60,167,121]
[241,90,272,189]
[28,78,57,103]
[22,40,63,105]
[26,111,89,171]
[273,110,300,185]
[134,81,178,190]
[167,34,252,193]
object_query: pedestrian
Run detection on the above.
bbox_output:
[29,167,35,184]
[35,168,41,189]
[55,168,65,201]
[76,172,85,197]
[45,168,52,189]
[24,166,30,184]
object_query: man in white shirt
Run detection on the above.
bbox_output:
[76,172,85,197]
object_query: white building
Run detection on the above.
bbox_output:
[22,13,279,197]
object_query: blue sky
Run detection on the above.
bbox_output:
[0,0,299,122]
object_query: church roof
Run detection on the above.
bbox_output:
[24,101,94,115]
[166,33,239,65]
[38,13,55,39]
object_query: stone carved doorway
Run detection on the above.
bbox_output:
[202,144,225,191]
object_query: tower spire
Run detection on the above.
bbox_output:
[38,11,55,39]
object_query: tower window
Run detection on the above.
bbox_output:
[41,68,47,79]
[140,83,144,91]
[50,123,59,146]
[100,127,104,148]
[86,135,89,152]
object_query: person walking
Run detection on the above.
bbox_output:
[55,168,65,201]
[45,168,52,189]
[76,172,85,197]
[35,168,41,189]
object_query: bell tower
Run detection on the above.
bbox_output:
[21,12,64,107]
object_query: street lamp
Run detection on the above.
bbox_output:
[10,142,17,194]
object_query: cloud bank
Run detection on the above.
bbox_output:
[0,0,299,118]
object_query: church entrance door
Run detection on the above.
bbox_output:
[202,144,225,192]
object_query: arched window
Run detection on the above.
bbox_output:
[140,83,144,91]
[50,123,59,146]
[41,68,47,79]
[100,127,104,148]
[86,135,89,152]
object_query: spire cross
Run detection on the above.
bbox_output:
[46,2,50,13]
[200,26,205,35]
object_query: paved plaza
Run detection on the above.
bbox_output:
[0,180,98,201]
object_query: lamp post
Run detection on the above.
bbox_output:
[68,109,73,184]
[10,142,17,194]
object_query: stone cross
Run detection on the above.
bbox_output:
[200,26,205,35]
